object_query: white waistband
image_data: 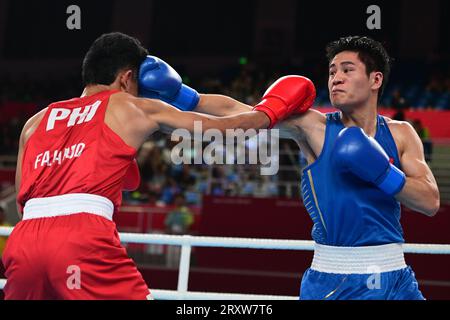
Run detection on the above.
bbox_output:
[23,193,114,221]
[311,243,406,274]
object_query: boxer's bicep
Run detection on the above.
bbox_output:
[134,97,177,134]
[145,98,219,134]
[148,97,269,134]
[399,124,436,185]
[395,123,439,215]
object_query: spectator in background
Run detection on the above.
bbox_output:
[160,178,181,205]
[184,185,201,205]
[241,173,257,196]
[174,165,197,190]
[164,194,194,268]
[412,119,433,162]
[392,89,407,121]
[164,194,194,235]
[211,182,225,196]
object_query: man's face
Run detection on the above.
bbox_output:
[328,51,375,109]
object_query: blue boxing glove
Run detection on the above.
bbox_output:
[138,55,200,111]
[332,127,406,196]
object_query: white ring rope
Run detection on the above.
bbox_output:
[1,226,449,254]
[1,226,450,299]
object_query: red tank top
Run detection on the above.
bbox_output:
[17,90,136,212]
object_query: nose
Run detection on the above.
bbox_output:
[332,72,344,86]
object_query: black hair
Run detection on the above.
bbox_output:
[82,32,148,86]
[326,36,392,97]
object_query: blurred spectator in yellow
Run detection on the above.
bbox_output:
[412,119,433,162]
[164,194,194,235]
[164,194,194,267]
[0,207,11,258]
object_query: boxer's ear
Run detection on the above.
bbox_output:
[119,69,137,95]
[370,71,383,91]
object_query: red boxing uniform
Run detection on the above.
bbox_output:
[2,90,152,299]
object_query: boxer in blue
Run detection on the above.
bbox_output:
[137,36,440,300]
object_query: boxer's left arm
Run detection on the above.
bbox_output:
[195,95,300,140]
[394,122,440,216]
[15,127,25,218]
[194,75,317,137]
[195,96,324,144]
[15,110,46,219]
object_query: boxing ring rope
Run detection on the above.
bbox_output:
[1,226,450,300]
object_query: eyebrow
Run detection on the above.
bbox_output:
[329,61,356,68]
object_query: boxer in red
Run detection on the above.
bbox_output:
[2,32,314,299]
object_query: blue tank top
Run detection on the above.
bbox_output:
[300,112,404,246]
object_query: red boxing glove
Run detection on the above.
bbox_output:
[253,75,316,128]
[123,159,141,191]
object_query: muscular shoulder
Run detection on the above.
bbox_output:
[109,92,143,113]
[22,107,48,142]
[384,116,421,155]
[384,116,417,139]
[108,92,157,127]
[109,92,168,116]
[293,109,327,127]
[107,92,166,147]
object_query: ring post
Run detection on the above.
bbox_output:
[177,235,192,298]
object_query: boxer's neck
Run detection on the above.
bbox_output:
[81,84,118,98]
[340,106,378,137]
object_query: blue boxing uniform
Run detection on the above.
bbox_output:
[299,111,424,300]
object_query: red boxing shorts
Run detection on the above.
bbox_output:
[2,194,151,300]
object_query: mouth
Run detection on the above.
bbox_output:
[331,89,345,94]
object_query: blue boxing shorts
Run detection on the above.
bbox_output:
[299,243,425,300]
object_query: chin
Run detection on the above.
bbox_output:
[332,97,360,110]
[332,102,353,113]
[331,98,345,109]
